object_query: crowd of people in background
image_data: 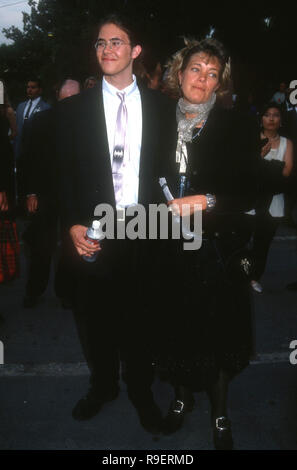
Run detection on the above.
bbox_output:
[1,72,296,297]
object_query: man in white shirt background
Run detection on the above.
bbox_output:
[57,13,175,432]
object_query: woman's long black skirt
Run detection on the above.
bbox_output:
[151,236,253,391]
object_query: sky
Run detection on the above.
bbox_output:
[0,0,31,44]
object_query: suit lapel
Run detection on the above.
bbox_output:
[31,99,42,116]
[138,85,157,205]
[79,84,115,205]
[18,102,26,122]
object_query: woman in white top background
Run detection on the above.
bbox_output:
[250,103,293,293]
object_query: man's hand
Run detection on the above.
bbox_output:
[26,195,38,213]
[168,195,207,216]
[0,191,8,211]
[69,225,101,257]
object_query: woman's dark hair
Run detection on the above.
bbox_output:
[259,102,283,132]
[260,102,283,120]
[165,37,232,100]
[97,13,142,47]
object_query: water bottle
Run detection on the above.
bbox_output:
[159,177,200,242]
[82,220,104,263]
[178,174,187,198]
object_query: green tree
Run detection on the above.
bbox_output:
[1,0,173,104]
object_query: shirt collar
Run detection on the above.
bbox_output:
[102,75,138,98]
[28,96,41,105]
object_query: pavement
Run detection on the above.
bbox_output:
[0,221,297,451]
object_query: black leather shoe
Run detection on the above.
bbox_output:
[72,387,119,421]
[23,295,38,308]
[135,400,163,434]
[163,389,195,435]
[213,416,233,450]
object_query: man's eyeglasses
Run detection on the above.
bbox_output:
[94,38,130,51]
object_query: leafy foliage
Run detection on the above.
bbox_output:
[0,1,296,106]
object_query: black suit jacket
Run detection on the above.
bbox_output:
[19,107,59,209]
[56,81,176,230]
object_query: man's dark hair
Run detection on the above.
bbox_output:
[27,78,42,88]
[97,13,142,47]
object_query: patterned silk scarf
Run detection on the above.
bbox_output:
[176,93,216,169]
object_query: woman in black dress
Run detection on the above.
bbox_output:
[249,103,293,293]
[157,38,260,449]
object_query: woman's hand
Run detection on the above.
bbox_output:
[69,225,101,257]
[26,195,38,213]
[0,191,8,211]
[168,195,207,216]
[261,141,272,158]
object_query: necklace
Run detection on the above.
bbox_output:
[192,119,208,141]
[262,132,279,142]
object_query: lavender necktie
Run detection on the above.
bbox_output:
[112,92,127,205]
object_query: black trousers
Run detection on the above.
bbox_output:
[251,214,281,281]
[72,237,155,403]
[23,206,73,300]
[23,207,58,297]
[54,228,76,301]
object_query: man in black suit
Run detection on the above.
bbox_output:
[56,14,174,431]
[21,79,81,308]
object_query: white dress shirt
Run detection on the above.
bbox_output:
[23,96,41,119]
[102,75,142,208]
